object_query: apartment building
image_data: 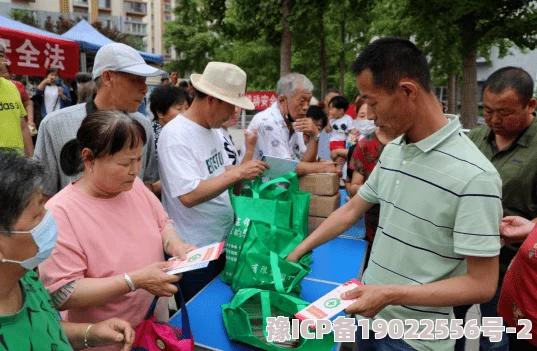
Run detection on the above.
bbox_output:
[0,0,177,60]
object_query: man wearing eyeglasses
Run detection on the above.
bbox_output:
[454,66,537,351]
[34,43,162,201]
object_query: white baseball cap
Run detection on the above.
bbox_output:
[191,62,254,110]
[92,43,163,80]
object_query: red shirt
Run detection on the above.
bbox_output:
[349,133,385,242]
[498,224,537,346]
[11,80,29,103]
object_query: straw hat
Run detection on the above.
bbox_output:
[190,62,254,110]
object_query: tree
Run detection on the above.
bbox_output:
[163,0,222,77]
[9,9,40,28]
[371,0,537,128]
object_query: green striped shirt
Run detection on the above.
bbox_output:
[358,115,502,350]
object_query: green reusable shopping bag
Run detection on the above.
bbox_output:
[222,288,335,351]
[231,221,312,294]
[221,173,310,284]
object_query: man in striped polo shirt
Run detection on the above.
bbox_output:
[287,37,502,350]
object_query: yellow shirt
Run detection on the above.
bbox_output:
[0,77,26,150]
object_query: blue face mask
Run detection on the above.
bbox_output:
[1,211,58,270]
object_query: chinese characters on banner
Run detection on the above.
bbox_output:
[1,28,79,79]
[245,92,277,111]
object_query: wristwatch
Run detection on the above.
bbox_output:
[311,133,321,142]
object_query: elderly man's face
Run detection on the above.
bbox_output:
[483,87,536,137]
[284,88,313,120]
[106,71,148,113]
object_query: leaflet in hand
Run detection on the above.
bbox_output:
[295,278,363,321]
[164,241,225,275]
[261,155,299,178]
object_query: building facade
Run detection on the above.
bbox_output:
[0,0,177,61]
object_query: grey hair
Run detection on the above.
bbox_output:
[0,150,44,232]
[276,73,314,98]
[0,39,6,51]
[77,81,97,104]
[94,77,103,89]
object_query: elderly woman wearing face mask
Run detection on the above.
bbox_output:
[39,111,196,351]
[0,150,135,350]
[347,103,399,243]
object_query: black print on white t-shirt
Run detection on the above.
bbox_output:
[223,137,237,165]
[271,140,280,148]
[205,151,225,175]
[264,125,274,132]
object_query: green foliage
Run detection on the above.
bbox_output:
[163,0,370,99]
[9,9,40,28]
[124,34,145,51]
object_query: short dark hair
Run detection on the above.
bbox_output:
[60,111,147,176]
[193,87,208,100]
[329,95,349,111]
[0,150,44,232]
[46,67,59,77]
[75,72,92,84]
[178,80,189,89]
[149,85,189,120]
[161,78,170,83]
[306,105,328,129]
[483,67,534,107]
[351,37,432,93]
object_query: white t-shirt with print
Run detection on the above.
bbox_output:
[216,128,238,166]
[246,102,307,161]
[329,114,354,142]
[44,85,60,114]
[158,115,234,247]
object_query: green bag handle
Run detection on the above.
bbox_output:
[260,291,272,341]
[270,251,288,293]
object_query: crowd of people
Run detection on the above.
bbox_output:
[1,35,537,350]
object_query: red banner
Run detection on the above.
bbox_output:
[1,28,79,79]
[245,91,277,111]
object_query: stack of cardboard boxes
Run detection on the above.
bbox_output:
[298,173,341,234]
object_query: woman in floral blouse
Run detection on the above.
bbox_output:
[498,216,537,348]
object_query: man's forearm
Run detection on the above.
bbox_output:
[302,140,319,162]
[20,118,34,157]
[291,195,373,258]
[388,257,499,307]
[23,100,34,124]
[179,170,241,208]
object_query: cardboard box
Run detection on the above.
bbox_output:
[308,216,326,234]
[298,173,340,196]
[309,193,341,218]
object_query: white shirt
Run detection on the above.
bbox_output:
[158,115,234,247]
[216,128,238,166]
[329,114,354,142]
[44,85,60,114]
[247,102,307,161]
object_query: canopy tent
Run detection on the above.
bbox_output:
[61,20,163,65]
[0,15,79,79]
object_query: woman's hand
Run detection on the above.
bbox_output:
[500,216,536,244]
[129,262,180,297]
[86,318,135,351]
[167,239,196,260]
